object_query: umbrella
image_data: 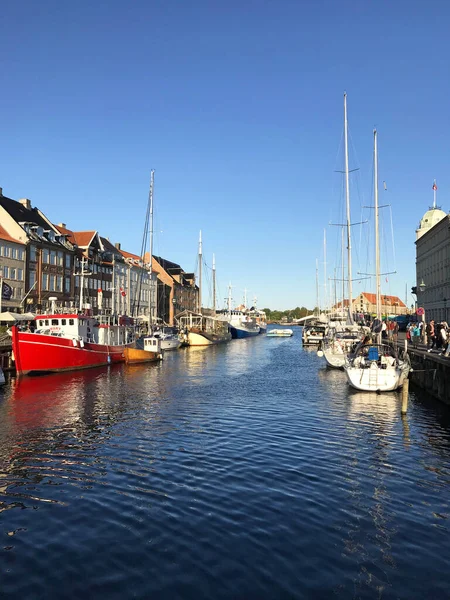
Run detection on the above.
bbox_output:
[0,311,33,322]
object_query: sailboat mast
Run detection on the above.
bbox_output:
[198,230,202,313]
[228,282,232,314]
[212,254,216,315]
[323,229,327,312]
[374,129,381,325]
[341,227,345,314]
[148,170,155,327]
[344,92,353,323]
[316,258,320,316]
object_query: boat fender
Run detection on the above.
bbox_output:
[317,350,324,357]
[72,338,78,347]
[79,339,85,348]
[107,355,111,364]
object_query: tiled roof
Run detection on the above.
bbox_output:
[360,292,406,307]
[0,225,24,245]
[120,249,141,262]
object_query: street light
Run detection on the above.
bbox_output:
[417,280,427,344]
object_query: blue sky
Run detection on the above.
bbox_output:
[1,0,448,310]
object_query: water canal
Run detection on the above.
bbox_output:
[0,330,450,599]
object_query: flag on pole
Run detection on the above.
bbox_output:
[432,182,438,191]
[1,281,12,300]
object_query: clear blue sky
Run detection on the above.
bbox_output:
[1,0,448,310]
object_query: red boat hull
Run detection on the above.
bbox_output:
[12,328,129,376]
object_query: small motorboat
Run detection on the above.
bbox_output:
[124,336,163,364]
[267,329,293,337]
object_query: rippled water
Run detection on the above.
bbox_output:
[1,331,450,598]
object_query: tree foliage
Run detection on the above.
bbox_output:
[263,306,314,322]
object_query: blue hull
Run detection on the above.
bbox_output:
[230,326,260,339]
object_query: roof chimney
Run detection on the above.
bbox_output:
[58,222,67,229]
[115,242,121,250]
[18,198,32,210]
[0,187,3,196]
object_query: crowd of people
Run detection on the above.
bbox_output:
[406,319,450,356]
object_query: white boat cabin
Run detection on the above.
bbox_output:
[33,314,133,346]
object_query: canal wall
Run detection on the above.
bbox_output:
[407,346,450,405]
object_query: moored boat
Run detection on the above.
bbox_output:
[267,328,293,337]
[124,336,163,364]
[12,312,134,376]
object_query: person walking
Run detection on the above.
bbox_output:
[427,319,436,352]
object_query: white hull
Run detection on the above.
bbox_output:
[323,347,346,368]
[187,331,231,346]
[160,338,182,351]
[345,362,408,392]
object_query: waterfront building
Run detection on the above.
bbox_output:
[0,192,76,312]
[334,292,407,316]
[415,198,449,323]
[0,225,26,312]
[116,246,156,321]
[150,255,198,325]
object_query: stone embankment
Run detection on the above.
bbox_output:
[395,333,450,405]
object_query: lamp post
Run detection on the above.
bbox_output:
[418,279,426,344]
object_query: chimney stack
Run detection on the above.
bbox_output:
[58,222,67,229]
[115,242,121,250]
[0,187,3,196]
[18,198,32,210]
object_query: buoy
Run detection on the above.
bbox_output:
[317,350,324,357]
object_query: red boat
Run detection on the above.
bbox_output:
[12,312,135,376]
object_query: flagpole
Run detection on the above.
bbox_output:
[433,179,437,208]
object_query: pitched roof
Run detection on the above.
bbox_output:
[360,292,406,307]
[119,248,141,262]
[0,225,24,245]
[0,194,51,230]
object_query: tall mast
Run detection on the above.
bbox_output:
[198,230,202,312]
[316,258,320,316]
[433,179,437,208]
[374,129,381,327]
[344,92,354,323]
[244,288,247,309]
[228,282,232,314]
[212,253,216,315]
[323,229,327,312]
[341,227,345,314]
[148,170,155,327]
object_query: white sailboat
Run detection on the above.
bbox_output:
[322,93,363,368]
[344,129,410,391]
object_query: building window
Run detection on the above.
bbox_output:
[30,245,37,262]
[65,254,71,268]
[29,270,36,288]
[42,273,49,290]
[49,275,56,291]
[57,275,63,291]
[65,277,70,293]
[50,250,57,265]
[11,248,17,259]
[57,251,63,266]
[42,248,50,263]
[10,268,16,280]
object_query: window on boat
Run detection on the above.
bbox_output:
[51,319,58,325]
[45,319,49,326]
[69,319,74,325]
[61,319,66,325]
[39,320,44,326]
